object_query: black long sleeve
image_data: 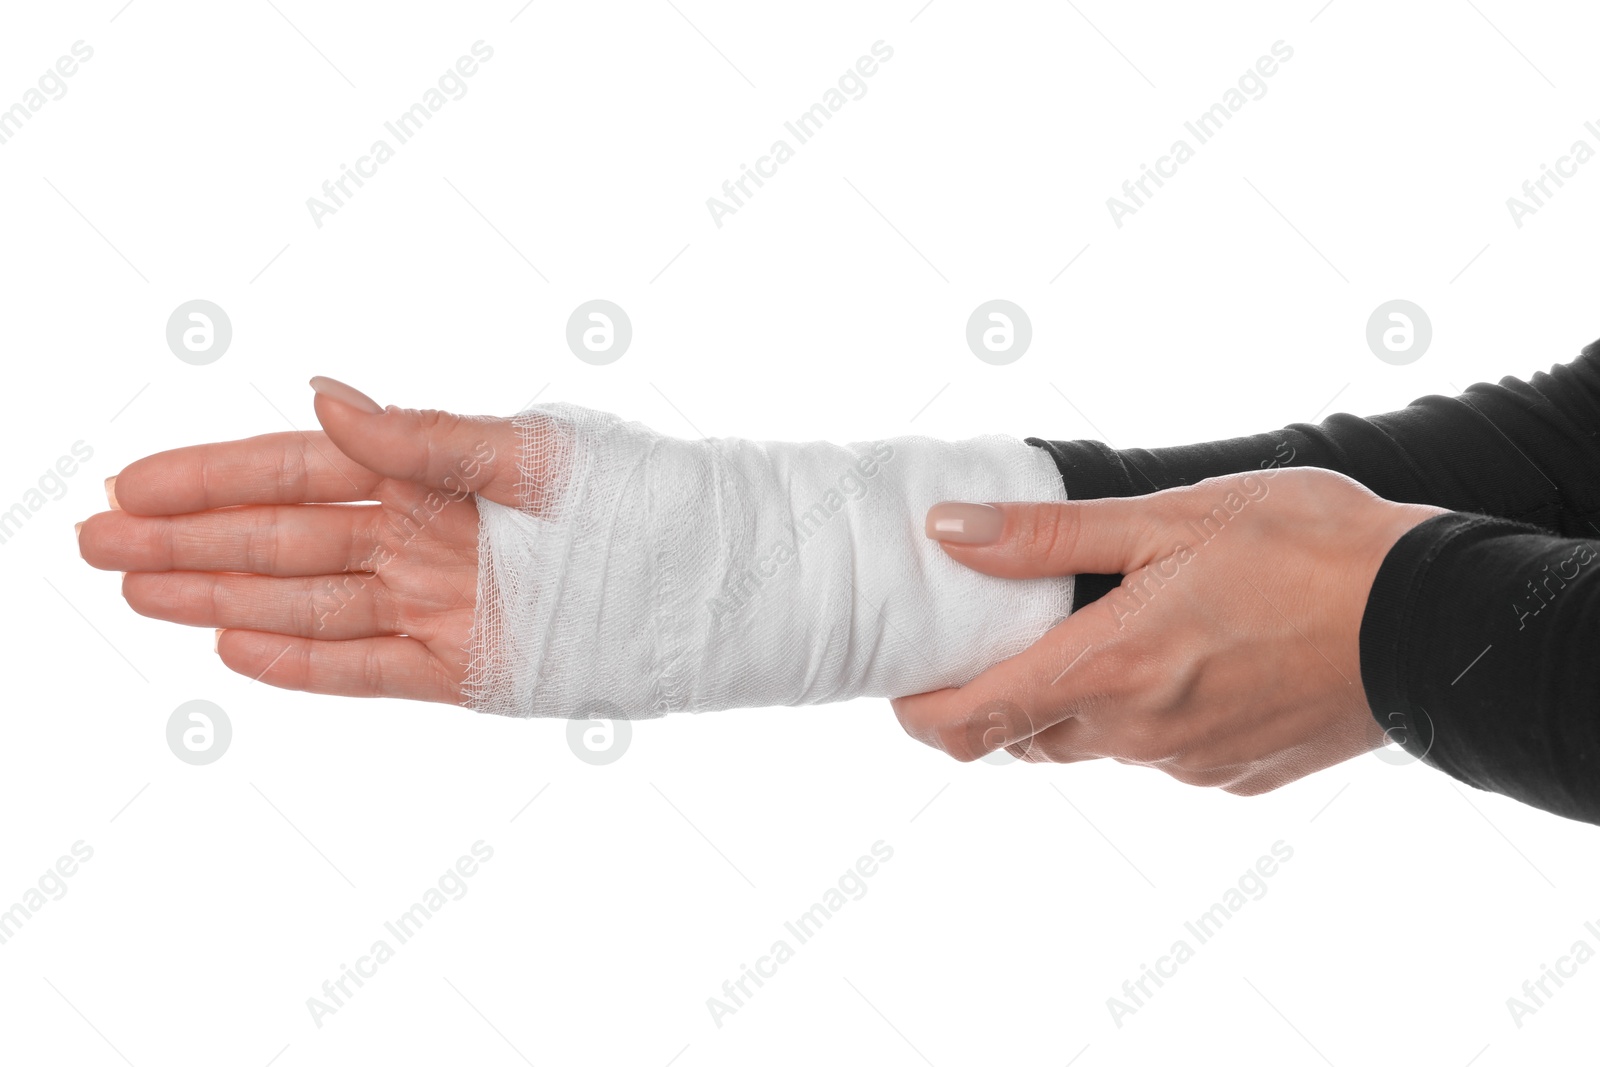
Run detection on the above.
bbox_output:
[1360,513,1600,821]
[1029,339,1600,824]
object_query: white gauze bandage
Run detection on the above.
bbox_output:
[465,404,1073,718]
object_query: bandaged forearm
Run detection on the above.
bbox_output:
[465,404,1073,717]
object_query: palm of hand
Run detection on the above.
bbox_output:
[80,390,524,704]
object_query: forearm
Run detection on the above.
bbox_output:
[1361,513,1600,824]
[1032,338,1600,610]
[468,404,1073,717]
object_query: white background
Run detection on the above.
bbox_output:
[3,1,1598,1064]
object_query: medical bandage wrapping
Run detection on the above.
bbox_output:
[465,404,1073,718]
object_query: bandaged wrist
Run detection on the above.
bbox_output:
[465,404,1072,718]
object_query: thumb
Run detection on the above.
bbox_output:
[309,376,526,507]
[924,496,1182,578]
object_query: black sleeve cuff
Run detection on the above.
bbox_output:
[1359,511,1600,824]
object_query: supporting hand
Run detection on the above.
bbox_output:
[894,468,1444,793]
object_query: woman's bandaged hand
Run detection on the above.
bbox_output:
[78,378,1073,713]
[471,403,1073,717]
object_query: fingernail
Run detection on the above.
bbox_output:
[214,628,224,653]
[104,476,120,510]
[926,502,1004,544]
[74,521,84,539]
[309,375,383,415]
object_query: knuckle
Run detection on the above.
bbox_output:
[1020,505,1072,565]
[360,644,386,694]
[281,438,312,500]
[412,408,467,484]
[245,512,275,574]
[413,407,454,433]
[153,518,178,572]
[305,582,331,635]
[205,574,227,623]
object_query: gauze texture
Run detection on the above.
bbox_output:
[464,404,1073,718]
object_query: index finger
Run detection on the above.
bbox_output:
[109,431,382,515]
[930,493,1190,580]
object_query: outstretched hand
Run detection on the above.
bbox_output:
[76,378,524,702]
[895,468,1445,794]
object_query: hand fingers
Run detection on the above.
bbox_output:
[123,570,398,640]
[310,377,525,507]
[79,504,381,577]
[215,629,458,703]
[109,431,382,515]
[925,491,1199,579]
[890,613,1108,762]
